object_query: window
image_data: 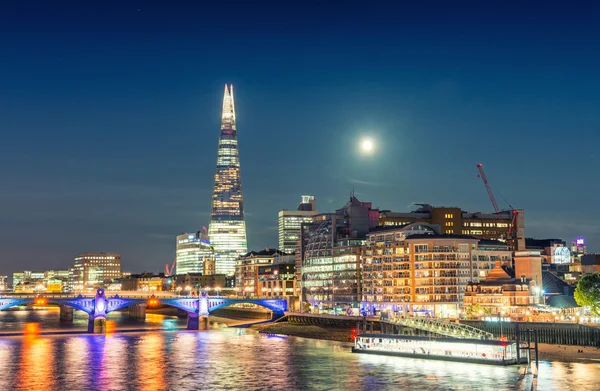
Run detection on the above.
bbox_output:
[445,221,454,227]
[414,244,429,253]
[444,214,454,219]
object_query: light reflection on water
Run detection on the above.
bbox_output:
[0,312,599,390]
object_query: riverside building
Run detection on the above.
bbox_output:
[234,248,293,297]
[300,196,379,314]
[361,224,518,319]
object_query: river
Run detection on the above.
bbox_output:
[0,309,598,390]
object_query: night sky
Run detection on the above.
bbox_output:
[1,1,599,276]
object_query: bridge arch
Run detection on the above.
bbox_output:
[207,298,287,316]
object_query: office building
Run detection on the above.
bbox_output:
[208,84,248,275]
[379,204,525,250]
[69,253,121,292]
[300,196,379,313]
[176,231,215,275]
[278,195,318,254]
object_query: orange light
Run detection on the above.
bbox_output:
[106,320,116,333]
[24,322,40,335]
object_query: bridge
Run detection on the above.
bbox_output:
[381,316,493,340]
[0,289,287,333]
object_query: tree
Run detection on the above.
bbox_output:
[574,273,600,315]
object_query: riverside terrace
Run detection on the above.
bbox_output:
[0,289,287,333]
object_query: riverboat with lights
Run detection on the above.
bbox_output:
[352,334,527,365]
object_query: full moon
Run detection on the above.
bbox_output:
[360,138,374,153]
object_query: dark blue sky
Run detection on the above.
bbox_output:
[1,1,599,275]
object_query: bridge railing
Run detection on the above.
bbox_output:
[383,316,493,340]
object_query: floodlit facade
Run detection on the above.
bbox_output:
[361,228,508,318]
[278,195,318,254]
[208,84,248,275]
[176,232,215,275]
[464,262,540,320]
[69,253,121,292]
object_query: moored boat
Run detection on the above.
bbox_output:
[352,333,528,365]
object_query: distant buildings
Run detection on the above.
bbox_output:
[581,254,600,274]
[176,231,214,275]
[11,270,69,293]
[121,272,169,292]
[379,204,525,250]
[172,273,228,294]
[69,253,121,292]
[208,84,248,276]
[278,195,318,254]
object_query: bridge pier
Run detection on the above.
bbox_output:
[187,314,209,330]
[88,316,107,333]
[128,304,147,320]
[59,305,73,322]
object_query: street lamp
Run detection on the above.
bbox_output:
[176,286,182,296]
[215,286,221,298]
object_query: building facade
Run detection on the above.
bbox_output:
[235,248,293,297]
[121,273,169,292]
[362,230,481,318]
[464,262,540,321]
[257,259,296,298]
[278,195,318,254]
[379,205,525,250]
[172,273,227,294]
[300,197,379,314]
[69,253,121,292]
[208,84,248,276]
[176,231,214,275]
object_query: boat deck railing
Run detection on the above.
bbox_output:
[382,316,494,340]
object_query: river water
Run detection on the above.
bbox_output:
[0,309,599,390]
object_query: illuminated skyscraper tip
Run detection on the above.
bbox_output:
[208,84,248,276]
[222,84,235,124]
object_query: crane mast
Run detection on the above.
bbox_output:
[476,163,500,214]
[476,163,520,251]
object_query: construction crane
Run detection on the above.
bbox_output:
[165,258,176,276]
[476,163,500,214]
[476,163,520,250]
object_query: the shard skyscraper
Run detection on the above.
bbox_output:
[208,84,248,275]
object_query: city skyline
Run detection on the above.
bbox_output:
[1,2,599,276]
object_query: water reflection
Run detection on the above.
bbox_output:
[134,333,165,391]
[17,336,56,390]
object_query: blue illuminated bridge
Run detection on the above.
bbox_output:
[0,289,287,333]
